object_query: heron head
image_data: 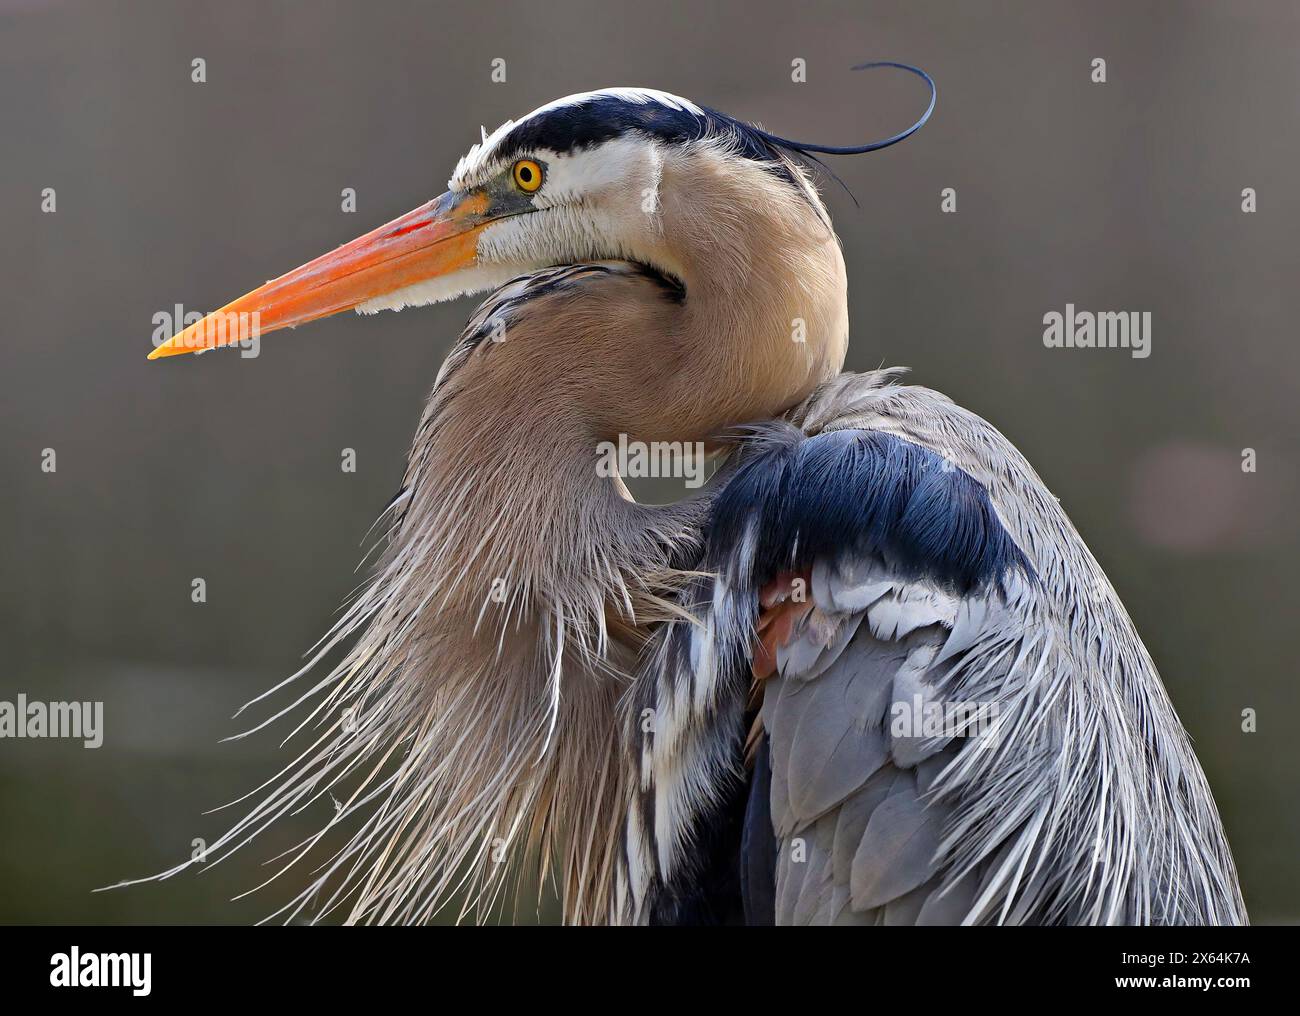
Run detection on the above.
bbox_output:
[148,88,850,359]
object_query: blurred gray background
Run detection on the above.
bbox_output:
[1,0,1296,923]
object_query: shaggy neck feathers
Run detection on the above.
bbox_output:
[359,152,849,922]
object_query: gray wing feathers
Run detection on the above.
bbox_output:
[762,552,1009,925]
[766,633,902,829]
[741,375,1246,924]
[850,773,944,910]
[775,811,837,924]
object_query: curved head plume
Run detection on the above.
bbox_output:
[750,61,935,156]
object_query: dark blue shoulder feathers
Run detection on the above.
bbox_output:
[707,425,1033,595]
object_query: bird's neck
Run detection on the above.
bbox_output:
[406,312,692,636]
[363,164,850,921]
[611,146,851,443]
[368,324,704,924]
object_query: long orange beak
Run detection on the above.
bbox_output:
[149,190,492,359]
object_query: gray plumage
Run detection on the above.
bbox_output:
[630,371,1247,925]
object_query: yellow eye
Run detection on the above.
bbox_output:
[512,159,543,192]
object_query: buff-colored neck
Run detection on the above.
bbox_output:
[319,153,850,923]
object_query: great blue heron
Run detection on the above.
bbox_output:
[143,68,1246,925]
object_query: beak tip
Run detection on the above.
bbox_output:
[148,340,185,360]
